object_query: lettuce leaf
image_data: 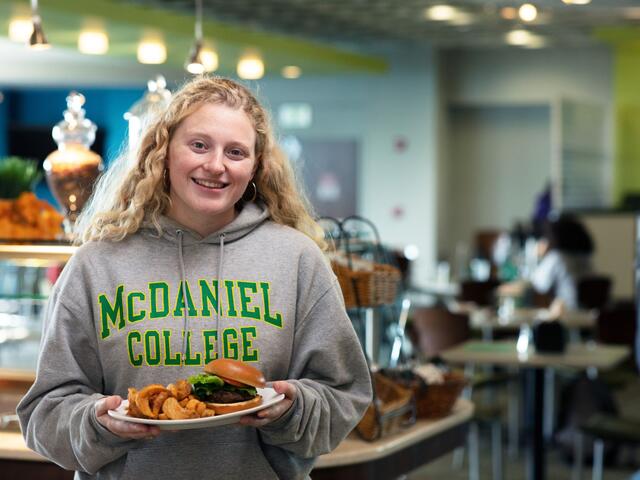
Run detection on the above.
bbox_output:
[188,373,257,400]
[188,373,224,387]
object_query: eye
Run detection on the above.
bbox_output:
[191,141,207,151]
[227,147,248,159]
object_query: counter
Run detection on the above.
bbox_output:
[312,398,473,479]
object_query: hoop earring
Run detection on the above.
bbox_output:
[243,181,257,202]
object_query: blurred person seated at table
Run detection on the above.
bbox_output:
[499,213,594,312]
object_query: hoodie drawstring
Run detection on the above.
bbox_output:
[177,230,190,361]
[216,233,225,360]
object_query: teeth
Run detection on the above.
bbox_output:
[194,179,225,188]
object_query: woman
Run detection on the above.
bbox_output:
[18,76,372,479]
[530,214,594,310]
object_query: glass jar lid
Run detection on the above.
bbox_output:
[52,91,97,148]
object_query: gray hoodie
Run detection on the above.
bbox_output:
[17,202,372,479]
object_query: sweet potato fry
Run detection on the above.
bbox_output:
[136,384,168,419]
[150,391,170,418]
[162,397,198,420]
[126,388,145,418]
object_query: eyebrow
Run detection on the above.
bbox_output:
[183,130,252,151]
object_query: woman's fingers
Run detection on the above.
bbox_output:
[271,380,297,400]
[239,380,296,427]
[95,395,121,417]
[95,395,161,440]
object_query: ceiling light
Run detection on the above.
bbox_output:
[29,0,50,50]
[185,0,206,74]
[523,37,546,49]
[186,40,205,74]
[137,39,166,64]
[500,7,518,20]
[506,29,533,46]
[78,30,109,55]
[200,48,219,72]
[518,4,538,22]
[450,12,474,26]
[562,0,591,4]
[237,55,264,80]
[8,18,32,43]
[425,5,457,21]
[281,66,301,79]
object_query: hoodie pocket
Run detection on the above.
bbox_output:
[119,432,278,480]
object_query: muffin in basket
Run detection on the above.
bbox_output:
[412,364,466,418]
[382,364,466,419]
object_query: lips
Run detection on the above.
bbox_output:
[192,178,228,189]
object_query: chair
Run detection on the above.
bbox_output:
[459,280,501,307]
[574,414,640,480]
[595,301,638,388]
[572,301,639,480]
[577,275,612,310]
[410,306,504,480]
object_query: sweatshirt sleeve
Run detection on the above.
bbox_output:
[17,257,136,474]
[530,250,559,293]
[258,279,372,458]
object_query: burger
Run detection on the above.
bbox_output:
[188,359,266,414]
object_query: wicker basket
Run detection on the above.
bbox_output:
[411,371,467,419]
[356,372,415,441]
[332,259,401,309]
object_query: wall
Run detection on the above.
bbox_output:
[438,46,615,261]
[260,47,440,286]
[613,46,640,205]
[6,88,143,162]
[579,212,636,299]
[444,46,613,105]
[445,104,551,259]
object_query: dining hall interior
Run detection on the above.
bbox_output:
[0,0,639,479]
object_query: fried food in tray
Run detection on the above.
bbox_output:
[126,379,215,420]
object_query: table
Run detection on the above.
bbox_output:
[442,341,630,480]
[466,307,596,340]
[312,398,473,480]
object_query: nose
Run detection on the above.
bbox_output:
[202,149,225,174]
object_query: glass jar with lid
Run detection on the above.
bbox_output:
[43,91,103,230]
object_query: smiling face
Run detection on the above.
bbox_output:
[166,102,257,237]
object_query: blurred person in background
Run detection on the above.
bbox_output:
[529,213,594,311]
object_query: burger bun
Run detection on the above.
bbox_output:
[204,359,266,388]
[205,394,263,415]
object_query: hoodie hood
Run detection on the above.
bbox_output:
[142,201,270,245]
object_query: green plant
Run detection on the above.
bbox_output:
[0,157,42,199]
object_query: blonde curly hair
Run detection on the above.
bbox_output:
[74,76,325,249]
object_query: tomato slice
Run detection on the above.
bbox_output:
[218,375,247,388]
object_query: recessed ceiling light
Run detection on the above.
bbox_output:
[506,29,533,46]
[518,4,538,22]
[200,48,219,72]
[8,17,32,43]
[137,39,167,64]
[562,0,591,4]
[78,30,109,55]
[500,7,518,20]
[450,12,474,26]
[282,66,301,79]
[237,55,264,80]
[424,5,457,21]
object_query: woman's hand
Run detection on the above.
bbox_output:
[239,381,296,428]
[95,395,161,440]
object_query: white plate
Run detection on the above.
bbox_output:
[107,387,285,430]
